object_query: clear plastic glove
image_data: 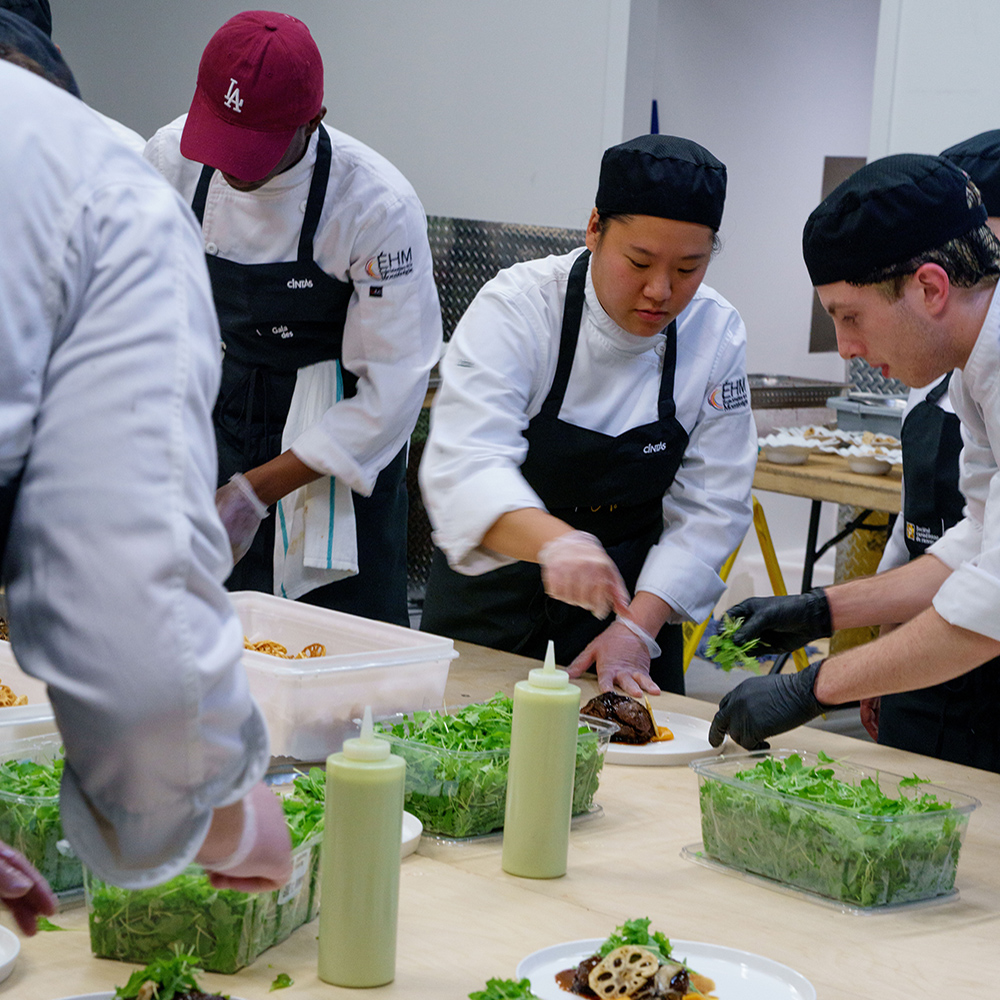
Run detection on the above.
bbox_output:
[859,696,880,741]
[566,618,661,697]
[0,840,57,935]
[708,660,827,749]
[215,472,268,565]
[537,530,630,619]
[199,782,293,894]
[725,588,832,654]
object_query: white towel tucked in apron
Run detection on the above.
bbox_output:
[273,359,358,600]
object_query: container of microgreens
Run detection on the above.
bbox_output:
[85,768,326,973]
[375,693,617,839]
[0,735,81,895]
[691,749,980,909]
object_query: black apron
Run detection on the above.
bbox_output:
[421,249,688,693]
[192,128,409,626]
[0,473,21,571]
[878,373,1000,772]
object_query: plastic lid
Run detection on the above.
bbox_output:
[341,706,391,761]
[527,639,571,689]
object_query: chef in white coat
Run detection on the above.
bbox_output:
[860,131,1000,772]
[145,11,442,625]
[0,60,291,926]
[420,135,757,696]
[711,154,1000,750]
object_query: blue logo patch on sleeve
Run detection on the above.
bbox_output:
[708,377,750,412]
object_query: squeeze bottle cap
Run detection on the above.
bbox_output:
[341,706,391,761]
[527,640,571,689]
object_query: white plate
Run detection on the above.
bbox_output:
[604,711,724,766]
[762,445,810,464]
[0,925,18,984]
[401,809,422,857]
[52,994,250,1000]
[516,937,816,1000]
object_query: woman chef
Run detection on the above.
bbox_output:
[144,12,442,626]
[419,135,756,695]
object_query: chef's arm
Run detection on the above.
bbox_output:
[814,605,1000,704]
[482,507,629,618]
[243,450,322,506]
[825,552,952,630]
[481,506,572,560]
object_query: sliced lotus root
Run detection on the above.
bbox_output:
[587,945,659,997]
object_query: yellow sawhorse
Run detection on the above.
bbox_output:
[682,496,810,674]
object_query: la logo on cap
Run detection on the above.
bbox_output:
[224,78,243,113]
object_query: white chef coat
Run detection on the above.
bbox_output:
[878,376,958,573]
[419,250,757,624]
[0,63,269,888]
[929,286,1000,639]
[144,116,443,497]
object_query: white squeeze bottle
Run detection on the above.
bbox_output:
[318,705,406,987]
[501,640,581,878]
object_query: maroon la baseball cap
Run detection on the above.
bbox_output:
[181,10,323,183]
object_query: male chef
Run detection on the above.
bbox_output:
[709,154,1000,749]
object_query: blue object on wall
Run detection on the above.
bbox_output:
[650,99,659,134]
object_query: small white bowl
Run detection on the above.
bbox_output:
[848,454,892,475]
[401,810,423,858]
[0,924,19,984]
[762,445,811,465]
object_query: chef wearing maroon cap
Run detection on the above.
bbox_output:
[419,135,756,696]
[145,10,442,624]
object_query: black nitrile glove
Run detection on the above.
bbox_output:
[708,660,828,750]
[725,588,832,654]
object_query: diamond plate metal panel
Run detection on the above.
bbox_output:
[427,216,585,340]
[849,357,907,396]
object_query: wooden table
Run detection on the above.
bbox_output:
[753,453,902,591]
[8,641,1000,1000]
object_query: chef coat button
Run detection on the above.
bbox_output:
[655,341,666,356]
[299,200,308,213]
[205,242,219,255]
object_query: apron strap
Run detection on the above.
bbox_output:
[926,370,952,406]
[298,127,332,263]
[657,320,678,421]
[538,248,590,419]
[191,164,214,225]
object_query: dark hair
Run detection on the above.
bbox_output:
[0,42,65,89]
[593,210,723,257]
[850,179,1000,300]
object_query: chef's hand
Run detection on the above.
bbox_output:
[537,530,630,619]
[566,619,661,697]
[725,588,832,654]
[708,660,827,750]
[860,696,880,741]
[198,782,293,894]
[0,840,57,935]
[215,472,268,565]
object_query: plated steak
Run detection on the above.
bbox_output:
[581,691,656,744]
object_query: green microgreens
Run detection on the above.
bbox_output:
[704,614,762,673]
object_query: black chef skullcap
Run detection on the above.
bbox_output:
[941,130,1000,217]
[0,8,78,96]
[802,153,987,286]
[595,134,727,230]
[0,0,51,37]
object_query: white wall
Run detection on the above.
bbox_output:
[870,0,1000,157]
[52,0,634,230]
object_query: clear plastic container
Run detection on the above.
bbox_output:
[378,708,617,839]
[85,831,321,974]
[690,749,980,909]
[0,735,80,895]
[232,591,456,761]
